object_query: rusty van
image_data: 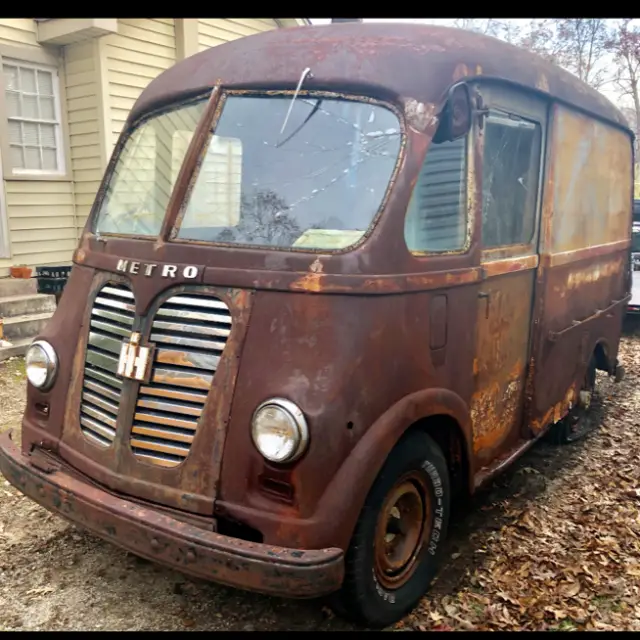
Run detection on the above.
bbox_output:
[0,22,634,628]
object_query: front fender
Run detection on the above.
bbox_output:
[313,387,472,550]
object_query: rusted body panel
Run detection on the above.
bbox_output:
[130,23,627,131]
[4,22,634,600]
[217,286,477,550]
[528,105,633,431]
[471,268,535,463]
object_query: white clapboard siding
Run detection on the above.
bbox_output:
[0,19,78,275]
[2,180,76,274]
[197,18,277,51]
[103,19,176,151]
[0,19,39,49]
[64,39,102,233]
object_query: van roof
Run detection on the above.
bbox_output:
[131,22,631,134]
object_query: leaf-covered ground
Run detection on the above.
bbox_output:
[1,325,640,631]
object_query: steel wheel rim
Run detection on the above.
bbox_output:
[373,472,431,590]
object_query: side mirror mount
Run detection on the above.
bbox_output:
[431,83,472,144]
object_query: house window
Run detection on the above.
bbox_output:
[2,61,64,174]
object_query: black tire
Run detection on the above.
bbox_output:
[545,356,597,445]
[330,430,450,628]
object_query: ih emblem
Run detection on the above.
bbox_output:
[117,332,154,382]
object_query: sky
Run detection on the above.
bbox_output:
[308,18,632,108]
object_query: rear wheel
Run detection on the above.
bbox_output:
[547,356,598,445]
[330,430,450,628]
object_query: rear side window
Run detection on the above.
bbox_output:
[404,135,468,254]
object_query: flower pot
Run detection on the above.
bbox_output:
[10,266,32,279]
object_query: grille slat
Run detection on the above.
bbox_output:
[152,366,214,390]
[82,391,118,415]
[155,307,231,325]
[84,378,121,401]
[91,318,132,338]
[137,396,203,417]
[149,332,227,352]
[83,403,117,428]
[155,347,220,371]
[84,366,122,390]
[139,385,208,404]
[132,424,195,444]
[91,307,134,326]
[94,296,136,313]
[132,450,184,468]
[88,331,123,355]
[151,319,230,338]
[134,410,198,430]
[130,293,232,467]
[80,282,134,448]
[130,436,191,457]
[85,349,119,373]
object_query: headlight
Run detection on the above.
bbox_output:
[251,398,309,464]
[25,340,58,390]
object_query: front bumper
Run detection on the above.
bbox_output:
[0,431,344,598]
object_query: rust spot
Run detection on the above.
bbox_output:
[403,98,437,134]
[453,63,470,81]
[290,272,324,293]
[565,258,622,289]
[536,73,550,92]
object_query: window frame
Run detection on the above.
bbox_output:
[169,89,407,255]
[475,82,548,262]
[0,44,71,181]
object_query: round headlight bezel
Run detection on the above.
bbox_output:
[25,339,58,391]
[251,398,309,464]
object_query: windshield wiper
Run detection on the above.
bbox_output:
[276,98,323,148]
[277,67,313,145]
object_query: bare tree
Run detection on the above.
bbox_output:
[516,19,564,65]
[607,20,640,143]
[554,19,611,89]
[216,189,301,247]
[452,19,503,39]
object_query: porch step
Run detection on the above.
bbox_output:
[0,277,37,297]
[2,311,53,341]
[0,293,56,318]
[0,337,32,362]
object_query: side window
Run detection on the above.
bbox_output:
[482,111,542,249]
[404,135,467,254]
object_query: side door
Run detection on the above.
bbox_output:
[470,83,547,465]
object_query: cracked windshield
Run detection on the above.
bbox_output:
[94,99,208,237]
[175,95,402,250]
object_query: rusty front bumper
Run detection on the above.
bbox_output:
[0,431,344,598]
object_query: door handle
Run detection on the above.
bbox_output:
[478,291,490,319]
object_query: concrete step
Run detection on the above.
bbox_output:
[0,277,37,297]
[0,293,56,318]
[2,311,53,341]
[0,337,32,362]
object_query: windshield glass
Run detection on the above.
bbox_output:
[173,94,402,251]
[633,228,640,253]
[94,98,208,236]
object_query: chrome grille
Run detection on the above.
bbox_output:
[80,283,135,447]
[130,293,232,468]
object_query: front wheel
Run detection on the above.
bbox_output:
[330,430,450,628]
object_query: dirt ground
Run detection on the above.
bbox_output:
[2,324,640,631]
